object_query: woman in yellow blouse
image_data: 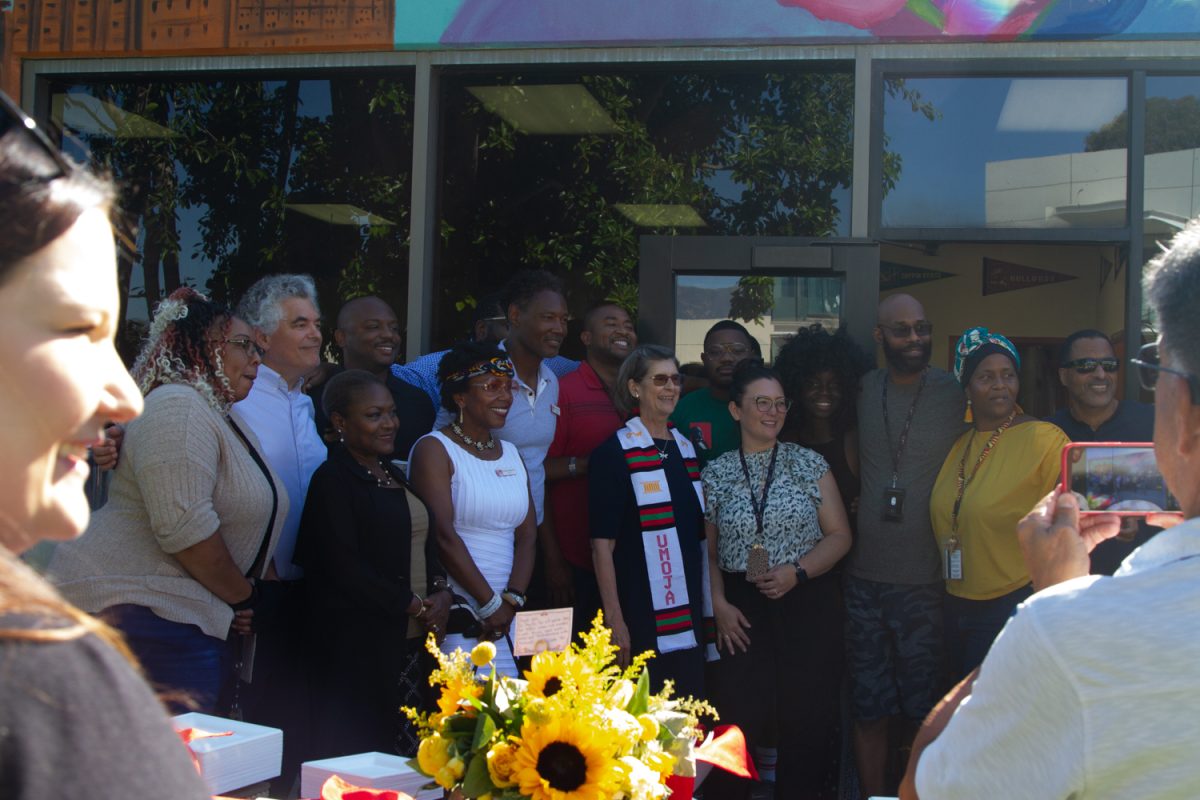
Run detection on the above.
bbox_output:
[931,327,1069,681]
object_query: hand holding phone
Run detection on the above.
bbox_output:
[1060,442,1183,517]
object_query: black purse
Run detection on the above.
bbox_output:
[446,594,483,638]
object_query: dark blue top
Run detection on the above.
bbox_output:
[1044,400,1155,443]
[1044,400,1160,576]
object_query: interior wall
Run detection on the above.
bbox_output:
[879,242,1125,371]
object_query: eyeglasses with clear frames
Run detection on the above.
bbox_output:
[753,396,793,414]
[222,338,264,358]
[1130,342,1200,404]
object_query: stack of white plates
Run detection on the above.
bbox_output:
[171,712,283,795]
[301,752,430,799]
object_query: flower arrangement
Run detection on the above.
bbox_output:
[406,614,715,800]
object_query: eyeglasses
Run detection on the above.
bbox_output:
[704,342,751,358]
[222,337,265,357]
[752,396,793,414]
[1131,343,1200,404]
[471,377,515,393]
[879,321,933,338]
[0,91,74,180]
[648,373,683,387]
[1062,357,1119,374]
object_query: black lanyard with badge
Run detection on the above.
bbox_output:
[881,369,927,522]
[740,443,779,579]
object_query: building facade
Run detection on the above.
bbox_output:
[4,0,1198,414]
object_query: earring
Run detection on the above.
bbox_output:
[632,391,639,399]
[336,429,344,442]
[963,399,973,424]
[458,405,465,426]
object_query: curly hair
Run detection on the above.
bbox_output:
[437,340,508,413]
[236,273,319,336]
[131,287,236,413]
[774,324,872,434]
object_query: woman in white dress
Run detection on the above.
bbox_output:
[409,342,536,677]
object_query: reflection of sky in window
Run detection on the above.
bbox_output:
[883,77,1127,228]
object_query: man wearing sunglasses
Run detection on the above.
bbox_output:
[1046,329,1158,574]
[1047,329,1154,443]
[902,221,1200,800]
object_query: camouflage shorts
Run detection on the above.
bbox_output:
[843,575,944,722]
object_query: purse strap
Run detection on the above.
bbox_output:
[227,417,279,580]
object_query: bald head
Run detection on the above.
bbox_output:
[878,293,927,326]
[875,293,933,377]
[334,296,400,374]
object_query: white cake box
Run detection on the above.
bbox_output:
[301,752,429,799]
[172,712,283,795]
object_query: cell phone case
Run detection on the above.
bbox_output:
[745,543,770,579]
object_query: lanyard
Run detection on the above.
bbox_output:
[882,368,928,487]
[951,413,1016,535]
[739,443,780,540]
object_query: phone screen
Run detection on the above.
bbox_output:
[1063,443,1181,515]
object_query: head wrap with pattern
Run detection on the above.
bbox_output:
[953,326,1020,387]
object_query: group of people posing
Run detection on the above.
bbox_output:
[41,254,1154,798]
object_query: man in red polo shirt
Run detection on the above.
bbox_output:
[544,302,637,634]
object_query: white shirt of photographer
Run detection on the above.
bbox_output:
[916,516,1200,799]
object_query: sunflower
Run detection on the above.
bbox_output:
[513,718,620,800]
[523,650,597,701]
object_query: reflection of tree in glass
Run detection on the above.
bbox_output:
[1086,96,1200,154]
[439,72,936,331]
[64,79,413,360]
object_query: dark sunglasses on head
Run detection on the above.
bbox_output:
[1062,357,1119,374]
[1131,342,1200,404]
[880,321,933,338]
[0,91,74,180]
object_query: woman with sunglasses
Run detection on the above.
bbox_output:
[409,342,536,678]
[588,344,711,697]
[930,327,1070,682]
[0,93,210,797]
[51,287,287,713]
[703,360,853,800]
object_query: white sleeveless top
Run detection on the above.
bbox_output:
[422,430,530,676]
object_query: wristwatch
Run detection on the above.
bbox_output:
[793,562,809,583]
[501,587,527,609]
[568,456,578,477]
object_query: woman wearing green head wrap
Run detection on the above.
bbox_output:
[930,326,1070,682]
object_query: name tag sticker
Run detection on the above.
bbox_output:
[551,403,561,416]
[513,608,574,655]
[495,468,519,478]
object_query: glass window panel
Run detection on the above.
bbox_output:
[49,75,414,364]
[882,76,1128,230]
[436,68,853,350]
[1143,76,1200,253]
[674,273,843,366]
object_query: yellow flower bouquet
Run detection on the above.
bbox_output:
[405,614,715,800]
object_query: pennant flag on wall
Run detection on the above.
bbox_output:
[982,258,1077,296]
[880,262,956,290]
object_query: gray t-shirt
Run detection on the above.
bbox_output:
[851,367,967,585]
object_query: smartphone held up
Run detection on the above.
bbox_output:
[1061,442,1183,517]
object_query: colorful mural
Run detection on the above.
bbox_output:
[2,0,1198,100]
[430,0,1194,46]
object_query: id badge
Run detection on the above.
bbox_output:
[746,544,770,580]
[882,487,906,522]
[943,544,963,581]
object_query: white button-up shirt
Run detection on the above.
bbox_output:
[232,363,327,580]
